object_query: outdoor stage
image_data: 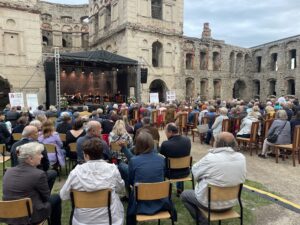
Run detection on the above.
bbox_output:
[44,50,138,108]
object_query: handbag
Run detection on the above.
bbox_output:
[267,121,287,143]
[197,124,209,133]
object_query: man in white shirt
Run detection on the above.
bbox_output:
[181,132,246,224]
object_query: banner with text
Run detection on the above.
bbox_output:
[9,93,24,107]
[150,92,159,103]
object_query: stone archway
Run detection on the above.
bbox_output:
[149,79,168,102]
[0,76,11,110]
[233,80,246,99]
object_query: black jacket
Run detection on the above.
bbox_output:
[160,135,191,179]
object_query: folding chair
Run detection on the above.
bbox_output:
[236,122,259,156]
[44,144,62,180]
[135,181,175,225]
[70,189,112,225]
[274,125,300,167]
[187,112,199,135]
[152,110,158,127]
[166,156,194,190]
[12,133,22,142]
[0,144,10,175]
[67,142,77,173]
[0,198,48,225]
[197,184,243,225]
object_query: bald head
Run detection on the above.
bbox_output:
[215,132,237,149]
[22,125,39,140]
[86,121,102,137]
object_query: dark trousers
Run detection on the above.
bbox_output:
[47,169,57,191]
[49,194,62,225]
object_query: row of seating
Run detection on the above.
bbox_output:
[0,182,244,225]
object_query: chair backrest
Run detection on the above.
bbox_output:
[0,144,6,154]
[110,142,123,152]
[192,112,199,127]
[68,143,77,153]
[221,119,230,132]
[135,181,171,201]
[161,110,166,122]
[249,122,259,142]
[0,198,33,219]
[208,184,242,202]
[70,189,112,225]
[59,133,66,142]
[152,110,158,124]
[44,144,57,153]
[179,113,188,127]
[263,119,274,139]
[71,189,112,208]
[292,125,300,149]
[133,109,139,120]
[12,133,22,141]
[167,156,192,169]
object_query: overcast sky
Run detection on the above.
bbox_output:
[45,0,300,47]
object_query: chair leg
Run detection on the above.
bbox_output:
[158,219,160,225]
[218,220,221,225]
[292,150,295,167]
[275,147,279,164]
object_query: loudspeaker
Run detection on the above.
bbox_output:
[141,68,148,83]
[44,61,55,80]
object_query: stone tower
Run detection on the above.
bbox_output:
[89,0,185,102]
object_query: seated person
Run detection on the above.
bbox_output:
[60,138,124,225]
[2,142,61,225]
[121,132,176,225]
[109,120,133,149]
[160,123,191,196]
[181,132,246,224]
[236,111,259,138]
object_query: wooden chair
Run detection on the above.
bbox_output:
[135,181,174,225]
[178,113,188,135]
[0,198,47,225]
[274,125,300,167]
[70,189,112,225]
[160,110,167,130]
[259,119,274,148]
[131,109,139,126]
[166,156,194,190]
[197,184,243,225]
[0,144,10,175]
[211,118,230,147]
[152,110,158,127]
[67,142,77,173]
[187,112,199,135]
[236,122,259,156]
[59,133,66,142]
[44,144,62,180]
[12,133,22,142]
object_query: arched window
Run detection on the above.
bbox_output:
[62,39,67,47]
[42,36,48,46]
[152,41,163,67]
[213,52,221,71]
[186,53,194,69]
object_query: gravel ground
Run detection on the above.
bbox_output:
[159,130,300,225]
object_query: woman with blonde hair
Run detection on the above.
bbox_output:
[109,120,133,148]
[38,119,65,166]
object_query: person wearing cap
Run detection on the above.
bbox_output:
[2,142,62,225]
[181,132,246,224]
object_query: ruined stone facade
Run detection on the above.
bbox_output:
[1,0,300,106]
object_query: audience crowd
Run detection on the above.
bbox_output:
[0,94,299,224]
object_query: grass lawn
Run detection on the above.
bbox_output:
[0,161,272,225]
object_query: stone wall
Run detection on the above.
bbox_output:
[0,3,45,106]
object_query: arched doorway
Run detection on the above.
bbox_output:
[0,76,10,110]
[233,80,246,99]
[186,78,194,101]
[149,79,168,102]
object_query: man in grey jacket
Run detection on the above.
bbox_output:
[181,132,246,224]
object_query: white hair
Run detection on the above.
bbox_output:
[17,142,44,163]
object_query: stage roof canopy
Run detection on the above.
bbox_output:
[60,50,138,66]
